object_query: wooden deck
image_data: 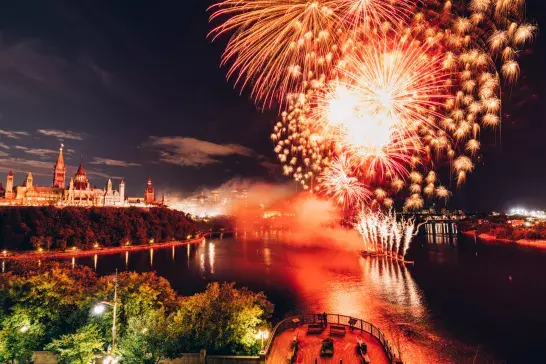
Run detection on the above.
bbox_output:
[267,324,391,364]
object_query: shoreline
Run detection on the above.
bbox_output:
[1,236,208,261]
[461,230,546,249]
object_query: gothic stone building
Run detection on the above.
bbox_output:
[0,146,152,207]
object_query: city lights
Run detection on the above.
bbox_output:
[508,208,546,219]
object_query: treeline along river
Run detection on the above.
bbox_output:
[0,206,197,250]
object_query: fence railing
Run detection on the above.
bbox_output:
[263,313,402,363]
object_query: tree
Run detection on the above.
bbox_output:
[174,282,273,355]
[45,324,104,364]
[0,264,274,360]
[0,307,45,364]
[96,272,180,322]
[117,309,175,364]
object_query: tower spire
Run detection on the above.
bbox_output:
[53,143,66,188]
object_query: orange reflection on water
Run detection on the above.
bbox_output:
[282,248,443,364]
[209,242,215,274]
[264,247,271,267]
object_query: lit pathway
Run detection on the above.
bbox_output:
[268,324,390,364]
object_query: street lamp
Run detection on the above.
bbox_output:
[93,269,119,354]
[255,329,270,353]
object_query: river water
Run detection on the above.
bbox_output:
[7,229,546,363]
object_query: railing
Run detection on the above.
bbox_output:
[263,313,402,364]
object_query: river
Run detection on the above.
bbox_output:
[5,228,546,363]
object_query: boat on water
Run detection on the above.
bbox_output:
[359,250,385,258]
[360,250,414,265]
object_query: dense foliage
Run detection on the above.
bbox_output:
[0,262,273,362]
[0,206,198,251]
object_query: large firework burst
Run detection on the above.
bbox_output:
[210,0,536,212]
[208,0,416,107]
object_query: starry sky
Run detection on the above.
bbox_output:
[0,0,543,211]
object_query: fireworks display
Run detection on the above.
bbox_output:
[356,209,415,257]
[209,0,536,255]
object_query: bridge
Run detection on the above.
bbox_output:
[399,214,464,237]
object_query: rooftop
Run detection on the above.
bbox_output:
[267,322,391,364]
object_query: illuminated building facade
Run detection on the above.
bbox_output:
[0,146,156,207]
[144,177,155,204]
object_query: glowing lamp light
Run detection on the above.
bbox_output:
[93,243,99,249]
[20,325,30,333]
[256,330,269,340]
[93,304,106,315]
[255,328,270,353]
[2,250,7,256]
[38,248,43,253]
[102,355,120,364]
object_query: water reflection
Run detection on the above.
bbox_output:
[264,247,271,267]
[359,257,422,308]
[425,222,458,246]
[149,248,154,267]
[209,242,215,274]
[93,254,98,271]
[125,251,129,268]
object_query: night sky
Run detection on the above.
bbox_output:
[0,0,543,211]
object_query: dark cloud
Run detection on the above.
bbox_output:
[37,129,87,140]
[23,148,59,158]
[90,157,140,167]
[146,136,256,167]
[0,129,29,139]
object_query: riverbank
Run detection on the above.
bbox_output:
[461,230,546,249]
[1,236,207,261]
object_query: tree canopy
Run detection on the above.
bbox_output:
[0,206,197,251]
[0,262,273,362]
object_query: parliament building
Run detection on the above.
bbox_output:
[0,146,156,207]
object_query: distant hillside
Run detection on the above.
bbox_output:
[0,206,197,251]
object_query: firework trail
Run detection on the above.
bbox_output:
[356,209,415,257]
[209,0,418,107]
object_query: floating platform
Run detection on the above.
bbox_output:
[360,250,414,265]
[360,250,385,258]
